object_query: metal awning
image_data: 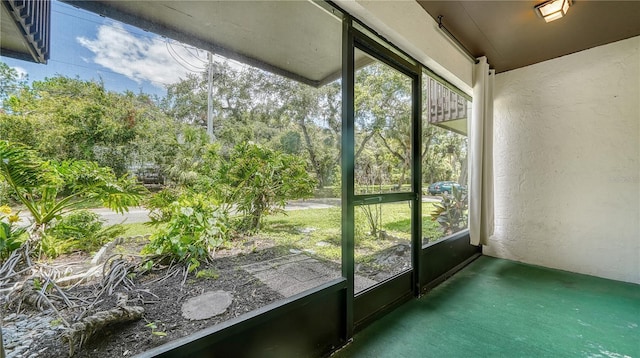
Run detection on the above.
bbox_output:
[1,0,50,64]
[425,74,470,135]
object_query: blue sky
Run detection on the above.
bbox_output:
[1,0,212,98]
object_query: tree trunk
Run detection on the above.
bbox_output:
[299,117,324,188]
[459,155,468,185]
[64,305,144,356]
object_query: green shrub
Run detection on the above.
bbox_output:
[0,181,13,205]
[0,140,145,252]
[430,186,468,236]
[144,187,182,223]
[216,142,316,233]
[0,205,26,260]
[43,210,125,257]
[143,194,229,272]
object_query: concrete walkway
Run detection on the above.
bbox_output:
[241,253,377,297]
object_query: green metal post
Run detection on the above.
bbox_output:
[412,69,423,296]
[341,15,355,341]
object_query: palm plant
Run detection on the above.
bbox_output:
[430,185,468,236]
[0,140,146,304]
[0,140,145,246]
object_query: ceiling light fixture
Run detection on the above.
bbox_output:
[535,0,572,22]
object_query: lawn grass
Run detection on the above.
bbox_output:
[113,203,446,263]
[119,222,163,237]
[262,202,444,263]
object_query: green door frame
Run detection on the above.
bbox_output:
[341,15,423,337]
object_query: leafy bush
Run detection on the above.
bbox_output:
[43,210,125,257]
[144,187,182,223]
[216,142,316,233]
[430,186,468,236]
[0,205,26,260]
[143,194,229,272]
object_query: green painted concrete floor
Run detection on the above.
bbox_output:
[334,256,640,358]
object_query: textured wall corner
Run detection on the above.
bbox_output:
[485,36,640,284]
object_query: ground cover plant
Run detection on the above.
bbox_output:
[41,210,125,258]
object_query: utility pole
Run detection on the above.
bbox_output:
[207,51,214,142]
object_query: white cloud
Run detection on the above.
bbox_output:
[12,66,28,80]
[77,23,208,88]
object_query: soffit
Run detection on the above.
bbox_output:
[416,1,640,73]
[1,3,35,62]
[67,1,348,87]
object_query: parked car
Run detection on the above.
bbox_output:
[427,181,465,195]
[135,167,165,190]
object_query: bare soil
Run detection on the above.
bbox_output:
[8,244,288,358]
[4,236,412,357]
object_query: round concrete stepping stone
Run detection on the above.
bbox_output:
[181,290,233,320]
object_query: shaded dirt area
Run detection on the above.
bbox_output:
[6,245,288,358]
[3,235,413,357]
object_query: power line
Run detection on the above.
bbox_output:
[53,1,247,67]
[54,1,245,75]
[55,1,240,69]
[166,41,206,72]
[169,41,206,69]
[178,42,208,65]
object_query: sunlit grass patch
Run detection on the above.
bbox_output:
[113,202,445,261]
[119,222,162,237]
[262,203,445,262]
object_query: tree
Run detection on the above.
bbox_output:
[0,73,178,176]
[283,81,342,188]
[165,126,210,187]
[353,62,413,190]
[163,61,343,189]
[352,62,471,189]
[422,128,467,185]
[163,61,286,147]
[0,62,28,108]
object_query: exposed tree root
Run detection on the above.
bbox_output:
[63,302,144,356]
[74,255,138,322]
[18,279,71,327]
[1,241,150,355]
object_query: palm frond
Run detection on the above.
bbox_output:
[0,140,46,190]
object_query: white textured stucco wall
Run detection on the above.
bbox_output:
[486,36,640,284]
